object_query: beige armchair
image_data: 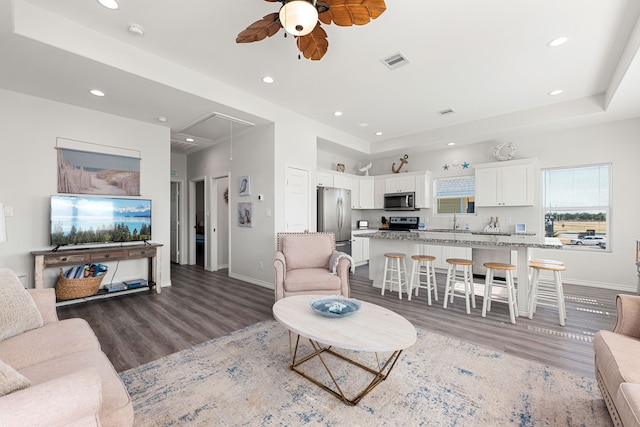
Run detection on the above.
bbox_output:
[273,232,352,301]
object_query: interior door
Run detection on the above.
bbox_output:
[285,166,310,232]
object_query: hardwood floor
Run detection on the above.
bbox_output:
[57,263,625,377]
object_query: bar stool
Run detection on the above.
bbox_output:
[528,262,566,326]
[382,253,408,299]
[408,255,438,305]
[482,262,518,324]
[528,259,564,293]
[443,258,475,314]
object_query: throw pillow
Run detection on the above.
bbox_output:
[0,268,43,341]
[0,358,31,397]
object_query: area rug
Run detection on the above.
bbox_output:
[120,320,611,426]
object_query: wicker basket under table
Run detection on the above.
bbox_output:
[55,270,103,300]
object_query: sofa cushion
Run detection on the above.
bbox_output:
[0,358,30,397]
[594,330,640,400]
[0,318,100,370]
[19,349,133,427]
[284,268,342,293]
[0,269,43,341]
[281,233,333,270]
[617,383,640,427]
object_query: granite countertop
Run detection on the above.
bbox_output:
[353,230,563,249]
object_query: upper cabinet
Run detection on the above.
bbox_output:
[316,170,334,187]
[385,171,432,208]
[374,177,385,209]
[475,159,535,207]
[414,171,432,209]
[358,177,375,209]
[315,168,432,210]
[385,175,415,193]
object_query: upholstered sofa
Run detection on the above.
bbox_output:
[273,232,352,301]
[594,294,640,426]
[0,268,133,426]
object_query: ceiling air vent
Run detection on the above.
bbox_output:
[437,108,456,116]
[381,51,410,70]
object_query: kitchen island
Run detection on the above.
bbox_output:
[354,230,563,316]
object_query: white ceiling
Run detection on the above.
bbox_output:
[1,0,639,157]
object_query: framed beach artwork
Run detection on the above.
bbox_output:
[238,175,251,196]
[57,147,141,196]
[238,202,253,227]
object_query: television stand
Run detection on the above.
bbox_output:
[31,244,163,297]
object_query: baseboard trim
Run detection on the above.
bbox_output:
[229,272,273,290]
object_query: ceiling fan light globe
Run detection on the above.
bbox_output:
[279,1,318,36]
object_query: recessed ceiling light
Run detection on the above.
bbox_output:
[375,131,383,136]
[262,76,274,84]
[334,111,343,117]
[185,138,194,142]
[447,142,455,146]
[157,116,168,123]
[547,36,568,47]
[549,89,564,96]
[89,89,105,97]
[358,123,369,127]
[98,0,119,10]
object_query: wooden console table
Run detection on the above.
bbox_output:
[31,243,163,295]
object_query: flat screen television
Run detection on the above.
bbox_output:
[50,195,152,248]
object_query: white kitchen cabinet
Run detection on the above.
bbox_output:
[414,170,432,209]
[374,177,385,209]
[332,174,352,191]
[358,177,375,209]
[475,159,535,207]
[385,175,415,193]
[316,170,334,187]
[352,236,370,266]
[384,172,432,208]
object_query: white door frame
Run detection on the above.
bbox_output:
[208,172,230,272]
[170,179,185,264]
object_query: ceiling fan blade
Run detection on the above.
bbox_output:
[319,0,386,26]
[297,24,329,60]
[236,13,282,43]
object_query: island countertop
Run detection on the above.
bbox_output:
[353,230,563,250]
[360,230,561,316]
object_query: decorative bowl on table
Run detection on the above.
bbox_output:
[310,296,361,318]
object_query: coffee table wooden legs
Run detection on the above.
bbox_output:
[287,332,403,406]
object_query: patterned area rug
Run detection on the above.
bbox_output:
[120,320,611,426]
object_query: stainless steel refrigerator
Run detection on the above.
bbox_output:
[317,187,352,255]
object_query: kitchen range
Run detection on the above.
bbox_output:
[380,216,420,231]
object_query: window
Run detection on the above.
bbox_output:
[434,176,475,214]
[542,164,610,251]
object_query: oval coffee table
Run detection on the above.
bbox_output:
[273,295,417,406]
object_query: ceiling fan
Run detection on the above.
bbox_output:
[236,0,387,60]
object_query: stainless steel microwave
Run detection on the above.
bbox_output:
[384,192,416,211]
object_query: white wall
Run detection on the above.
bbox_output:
[339,118,640,291]
[216,176,229,268]
[0,89,172,288]
[188,124,275,288]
